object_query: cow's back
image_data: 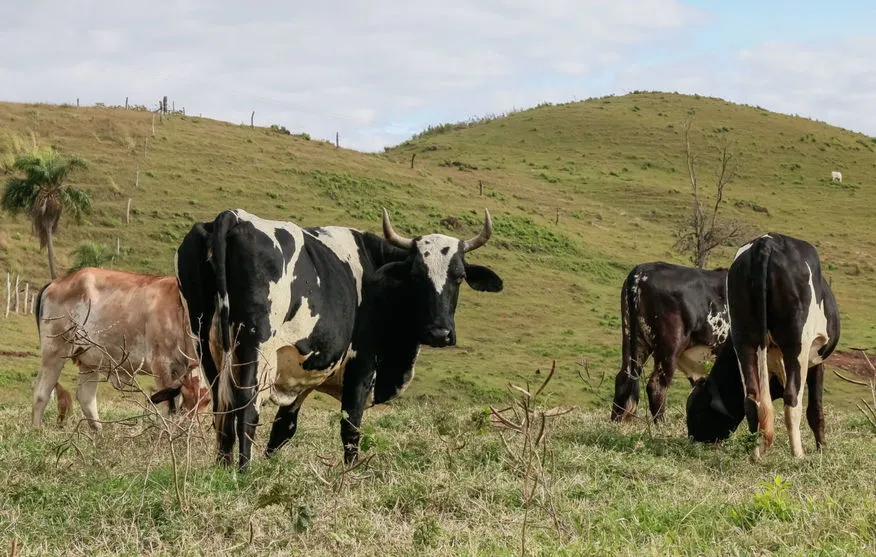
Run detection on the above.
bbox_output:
[38,268,193,378]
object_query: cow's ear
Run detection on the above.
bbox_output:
[464,264,503,292]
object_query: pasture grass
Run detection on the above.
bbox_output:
[1,391,874,555]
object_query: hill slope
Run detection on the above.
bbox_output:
[1,93,874,411]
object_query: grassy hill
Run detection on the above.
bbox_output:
[1,92,875,554]
[1,93,874,409]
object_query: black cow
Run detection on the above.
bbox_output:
[686,233,840,459]
[611,263,730,423]
[154,208,502,470]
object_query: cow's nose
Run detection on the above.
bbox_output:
[425,327,453,347]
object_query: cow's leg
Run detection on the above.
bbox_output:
[782,340,809,458]
[806,363,825,451]
[266,390,311,457]
[77,370,103,432]
[646,344,682,423]
[738,344,773,459]
[340,363,374,465]
[233,343,267,471]
[32,353,65,429]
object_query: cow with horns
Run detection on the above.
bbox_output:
[152,208,503,470]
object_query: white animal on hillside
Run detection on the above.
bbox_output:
[831,171,842,182]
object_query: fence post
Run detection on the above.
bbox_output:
[479,181,484,196]
[23,283,29,314]
[251,111,255,128]
[14,274,20,314]
[125,97,129,109]
[76,98,80,107]
[144,137,148,158]
[126,198,132,224]
[4,272,10,318]
[411,153,416,169]
[336,132,339,148]
[31,293,36,314]
[116,238,121,256]
[135,166,139,189]
[152,113,156,137]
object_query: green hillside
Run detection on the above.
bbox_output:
[1,93,874,412]
[2,93,875,555]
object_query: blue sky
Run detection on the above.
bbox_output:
[1,0,874,151]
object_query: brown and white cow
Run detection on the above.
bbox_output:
[31,267,210,430]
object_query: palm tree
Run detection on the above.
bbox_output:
[2,150,92,278]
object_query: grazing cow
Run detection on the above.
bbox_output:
[686,233,840,458]
[611,263,730,422]
[831,171,842,183]
[31,268,210,430]
[153,208,503,470]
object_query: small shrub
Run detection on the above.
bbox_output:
[70,242,114,271]
[269,124,291,135]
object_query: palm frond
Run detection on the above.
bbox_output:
[59,186,93,224]
[1,178,39,214]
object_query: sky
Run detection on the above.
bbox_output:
[1,1,874,152]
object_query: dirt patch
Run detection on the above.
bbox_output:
[829,349,875,379]
[0,350,36,358]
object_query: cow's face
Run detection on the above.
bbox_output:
[685,376,738,443]
[383,209,503,348]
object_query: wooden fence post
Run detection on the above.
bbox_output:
[126,199,132,224]
[31,293,36,314]
[23,283,29,314]
[125,97,129,109]
[144,137,148,158]
[152,113,156,137]
[479,181,484,196]
[251,111,255,128]
[76,98,80,107]
[411,153,416,169]
[14,274,20,313]
[116,238,121,257]
[4,272,10,318]
[135,166,139,189]
[335,132,339,148]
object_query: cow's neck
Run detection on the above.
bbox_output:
[359,263,422,404]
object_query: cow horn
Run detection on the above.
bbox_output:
[462,209,493,252]
[382,208,414,249]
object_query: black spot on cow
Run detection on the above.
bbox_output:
[441,246,450,255]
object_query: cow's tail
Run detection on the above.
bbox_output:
[210,210,238,354]
[750,239,774,445]
[34,282,51,340]
[624,267,641,380]
[612,267,642,420]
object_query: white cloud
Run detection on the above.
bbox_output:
[0,0,704,150]
[2,2,872,152]
[613,37,876,138]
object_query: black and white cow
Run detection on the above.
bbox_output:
[611,263,730,423]
[686,233,840,458]
[153,208,503,470]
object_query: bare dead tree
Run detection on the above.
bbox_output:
[674,116,744,268]
[833,349,876,431]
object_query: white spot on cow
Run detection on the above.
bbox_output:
[307,226,364,304]
[734,242,753,260]
[707,309,730,346]
[678,346,713,380]
[418,234,461,294]
[220,293,230,310]
[640,274,648,282]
